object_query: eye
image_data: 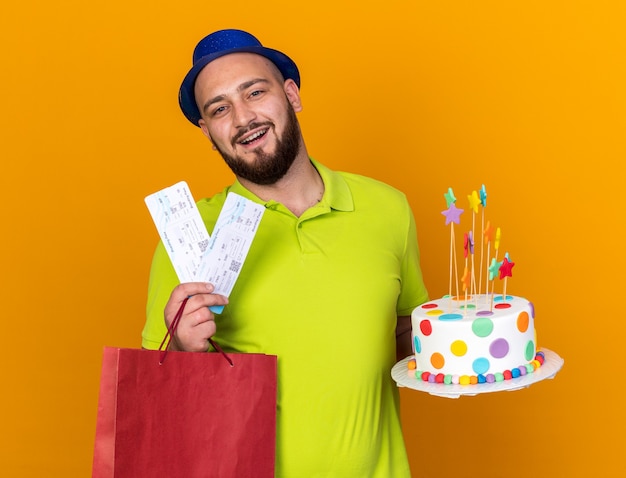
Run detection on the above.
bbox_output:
[211,105,228,117]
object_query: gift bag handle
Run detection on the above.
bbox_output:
[158,297,233,366]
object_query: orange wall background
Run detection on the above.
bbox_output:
[1,1,624,476]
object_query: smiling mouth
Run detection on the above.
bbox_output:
[238,128,269,146]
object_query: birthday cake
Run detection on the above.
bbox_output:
[410,294,544,385]
[408,186,544,385]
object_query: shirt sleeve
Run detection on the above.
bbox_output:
[396,200,429,316]
[141,241,180,349]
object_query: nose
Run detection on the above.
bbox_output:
[231,100,256,128]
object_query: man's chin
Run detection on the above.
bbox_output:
[232,145,274,161]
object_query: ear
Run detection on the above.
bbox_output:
[284,79,303,113]
[198,120,218,150]
[198,119,210,138]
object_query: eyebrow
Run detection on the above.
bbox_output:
[201,78,271,114]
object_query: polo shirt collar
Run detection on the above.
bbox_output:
[228,158,354,212]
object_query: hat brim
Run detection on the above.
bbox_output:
[178,46,300,126]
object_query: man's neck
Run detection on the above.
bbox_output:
[238,154,325,217]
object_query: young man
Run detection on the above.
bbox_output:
[142,29,428,477]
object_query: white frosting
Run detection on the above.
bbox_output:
[411,295,536,377]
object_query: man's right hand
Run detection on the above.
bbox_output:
[164,282,229,352]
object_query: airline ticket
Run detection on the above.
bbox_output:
[144,181,265,313]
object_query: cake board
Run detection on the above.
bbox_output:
[391,348,564,399]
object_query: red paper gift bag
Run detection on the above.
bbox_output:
[92,347,277,478]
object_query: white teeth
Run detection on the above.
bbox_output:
[241,129,266,144]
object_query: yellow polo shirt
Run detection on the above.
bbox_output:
[142,159,428,477]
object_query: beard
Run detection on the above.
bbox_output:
[214,103,301,186]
